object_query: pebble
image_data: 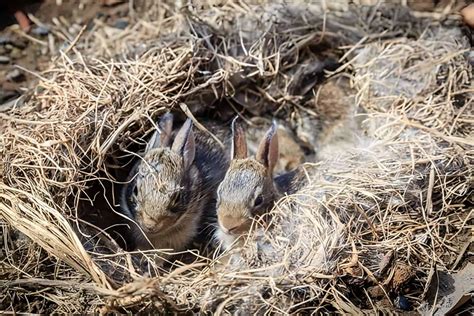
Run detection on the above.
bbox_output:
[0,56,11,64]
[31,26,50,36]
[6,69,24,82]
[0,36,11,45]
[114,19,129,30]
[10,37,27,49]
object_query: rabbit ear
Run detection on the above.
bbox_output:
[231,116,247,160]
[158,113,174,147]
[171,118,195,170]
[256,121,279,174]
[145,113,173,153]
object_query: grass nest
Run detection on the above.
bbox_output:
[1,1,472,314]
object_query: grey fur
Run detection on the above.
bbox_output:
[120,114,229,253]
[215,121,281,249]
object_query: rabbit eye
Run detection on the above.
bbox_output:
[169,191,182,208]
[170,205,183,213]
[169,196,184,213]
[254,195,264,207]
[172,193,180,204]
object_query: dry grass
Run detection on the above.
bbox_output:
[1,1,472,314]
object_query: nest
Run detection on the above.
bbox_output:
[1,1,472,314]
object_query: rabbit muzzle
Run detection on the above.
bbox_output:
[139,213,178,235]
[218,215,251,235]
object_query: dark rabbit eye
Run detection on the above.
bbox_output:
[169,192,182,212]
[254,195,264,207]
[170,206,182,213]
[170,200,183,213]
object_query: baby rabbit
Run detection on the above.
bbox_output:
[245,118,305,173]
[121,113,228,252]
[215,117,293,250]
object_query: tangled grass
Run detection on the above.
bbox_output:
[1,1,472,313]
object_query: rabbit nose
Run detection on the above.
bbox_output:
[219,215,249,235]
[141,214,173,231]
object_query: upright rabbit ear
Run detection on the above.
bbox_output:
[145,113,173,153]
[231,116,247,160]
[171,118,195,170]
[256,121,279,174]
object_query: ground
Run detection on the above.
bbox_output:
[0,0,129,109]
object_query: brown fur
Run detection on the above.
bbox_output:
[121,114,228,253]
[246,120,305,173]
[215,120,279,249]
[131,149,204,250]
[295,77,356,153]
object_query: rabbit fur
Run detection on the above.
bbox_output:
[121,113,229,252]
[214,117,301,250]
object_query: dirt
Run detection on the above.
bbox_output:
[0,0,129,108]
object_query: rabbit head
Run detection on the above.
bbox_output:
[128,114,200,246]
[215,117,279,247]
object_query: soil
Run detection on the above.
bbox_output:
[0,0,129,109]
